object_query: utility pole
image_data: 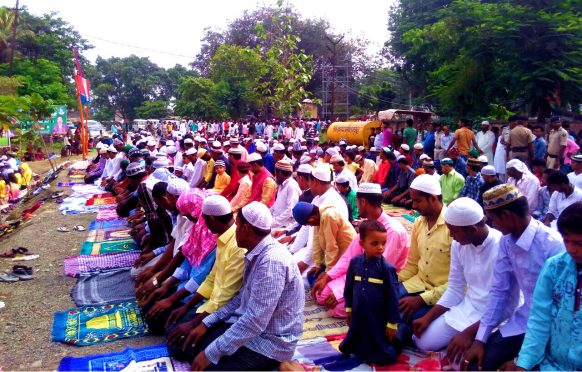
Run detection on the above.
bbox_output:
[8,0,19,76]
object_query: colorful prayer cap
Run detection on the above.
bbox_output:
[128,147,141,158]
[241,201,272,230]
[441,158,454,165]
[167,178,190,196]
[214,160,226,168]
[445,197,484,226]
[275,160,293,172]
[467,158,482,167]
[410,174,441,196]
[483,183,523,210]
[292,202,315,225]
[176,188,206,218]
[202,195,232,216]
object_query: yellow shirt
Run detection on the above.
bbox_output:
[14,172,23,187]
[197,224,246,313]
[204,158,215,183]
[312,204,357,270]
[210,172,231,193]
[345,162,359,174]
[398,206,452,305]
[360,158,378,183]
[0,180,6,201]
[21,164,32,186]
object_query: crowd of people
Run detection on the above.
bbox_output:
[0,150,34,207]
[81,115,580,371]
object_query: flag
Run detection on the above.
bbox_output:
[74,74,91,104]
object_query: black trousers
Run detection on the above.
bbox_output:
[468,331,525,371]
[170,320,280,371]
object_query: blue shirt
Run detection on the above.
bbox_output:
[533,137,547,161]
[173,249,217,302]
[459,173,485,202]
[454,156,467,178]
[203,235,305,364]
[423,131,436,157]
[517,252,582,370]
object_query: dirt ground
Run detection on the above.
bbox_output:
[0,156,163,370]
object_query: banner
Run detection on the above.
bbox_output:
[20,105,67,135]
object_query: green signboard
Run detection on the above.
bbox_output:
[20,105,67,135]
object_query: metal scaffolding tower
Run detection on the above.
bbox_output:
[321,63,350,121]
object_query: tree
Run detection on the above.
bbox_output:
[0,7,34,63]
[356,69,397,114]
[175,76,223,120]
[135,100,170,119]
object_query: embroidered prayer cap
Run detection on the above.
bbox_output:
[107,145,118,153]
[441,157,454,165]
[483,183,523,210]
[572,154,582,163]
[228,147,243,155]
[128,147,141,158]
[276,160,294,172]
[312,167,332,182]
[481,165,497,176]
[167,178,190,196]
[166,140,175,146]
[256,142,268,152]
[357,183,382,195]
[400,144,410,152]
[214,160,226,168]
[354,155,363,162]
[467,158,482,167]
[292,201,315,225]
[185,148,198,156]
[326,148,339,156]
[146,139,156,147]
[202,195,232,216]
[506,159,528,173]
[297,164,314,174]
[478,155,489,164]
[241,201,272,230]
[184,138,194,144]
[126,162,146,177]
[330,154,344,164]
[445,197,484,226]
[247,153,262,163]
[413,143,424,150]
[335,174,349,184]
[273,143,285,151]
[410,174,442,195]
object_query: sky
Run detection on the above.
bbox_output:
[0,0,395,68]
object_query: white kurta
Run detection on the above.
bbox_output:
[476,130,495,164]
[494,128,509,176]
[270,177,301,228]
[548,187,582,229]
[567,172,582,189]
[508,172,540,212]
[189,159,206,188]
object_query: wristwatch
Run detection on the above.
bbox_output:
[152,276,159,288]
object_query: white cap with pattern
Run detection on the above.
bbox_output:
[202,195,232,216]
[241,201,272,230]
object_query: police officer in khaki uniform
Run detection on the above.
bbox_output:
[546,116,568,170]
[507,115,534,163]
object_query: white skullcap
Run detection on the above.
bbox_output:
[166,140,175,146]
[297,164,314,174]
[410,174,442,195]
[199,137,207,143]
[194,135,202,142]
[241,201,272,230]
[107,145,118,153]
[289,138,296,143]
[212,141,222,148]
[478,155,488,163]
[202,195,232,216]
[325,148,339,156]
[95,142,106,150]
[184,138,194,144]
[228,147,243,155]
[370,147,377,152]
[98,148,107,154]
[339,140,347,145]
[223,141,230,147]
[174,165,184,172]
[445,197,484,227]
[419,154,429,161]
[414,143,424,150]
[481,120,490,126]
[481,165,497,176]
[312,167,331,182]
[165,145,177,154]
[357,183,382,195]
[507,159,528,173]
[358,146,365,152]
[273,143,285,151]
[393,150,401,157]
[400,144,410,152]
[335,174,349,184]
[299,155,311,164]
[247,153,262,163]
[185,148,197,156]
[167,178,190,196]
[330,154,344,163]
[256,143,267,152]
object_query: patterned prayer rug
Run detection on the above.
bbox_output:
[301,291,348,340]
[95,208,120,221]
[88,219,128,231]
[71,268,136,306]
[58,181,85,187]
[80,239,138,255]
[85,227,132,242]
[58,344,180,371]
[64,251,140,277]
[51,300,148,346]
[86,196,117,206]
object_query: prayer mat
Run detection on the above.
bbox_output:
[85,227,132,242]
[80,239,138,255]
[68,174,86,180]
[71,268,136,306]
[383,206,411,217]
[301,291,348,340]
[58,344,179,372]
[51,300,148,346]
[88,219,128,231]
[86,196,117,206]
[95,208,120,221]
[92,193,113,198]
[58,181,85,187]
[64,251,140,277]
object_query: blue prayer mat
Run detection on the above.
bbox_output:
[52,300,148,346]
[88,219,128,231]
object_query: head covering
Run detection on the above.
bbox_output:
[128,147,141,158]
[113,138,124,146]
[445,197,484,226]
[478,155,488,164]
[223,141,230,147]
[275,160,293,172]
[125,162,146,177]
[247,153,262,163]
[202,195,232,216]
[212,141,222,149]
[214,160,226,168]
[167,178,190,196]
[197,149,207,158]
[467,158,482,167]
[123,144,133,153]
[354,155,363,162]
[358,146,365,152]
[312,167,331,182]
[419,154,429,161]
[199,138,207,143]
[230,137,240,144]
[325,148,339,156]
[228,147,243,155]
[481,165,497,176]
[413,143,424,150]
[506,159,528,173]
[241,201,272,230]
[166,140,175,146]
[572,154,582,163]
[185,148,197,156]
[146,139,156,147]
[357,183,382,195]
[441,157,454,165]
[256,142,267,152]
[292,202,315,225]
[483,183,523,210]
[140,149,151,157]
[335,174,349,184]
[339,140,347,146]
[152,157,171,169]
[423,160,435,167]
[107,145,118,153]
[330,154,344,164]
[165,145,178,154]
[184,138,194,144]
[400,144,410,152]
[370,147,377,152]
[410,174,442,195]
[297,164,314,174]
[481,120,490,126]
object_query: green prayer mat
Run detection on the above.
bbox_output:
[80,239,138,255]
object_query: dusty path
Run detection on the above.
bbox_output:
[0,156,163,370]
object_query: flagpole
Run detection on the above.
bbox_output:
[76,92,87,160]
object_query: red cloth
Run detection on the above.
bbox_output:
[220,160,240,201]
[249,167,275,207]
[373,160,391,184]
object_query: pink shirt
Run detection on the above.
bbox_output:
[564,139,579,165]
[327,211,409,281]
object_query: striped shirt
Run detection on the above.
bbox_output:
[203,235,305,364]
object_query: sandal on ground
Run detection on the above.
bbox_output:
[0,273,19,282]
[51,192,64,199]
[11,254,39,262]
[73,225,86,232]
[12,265,33,275]
[55,197,64,204]
[1,247,28,258]
[57,226,70,232]
[12,267,33,281]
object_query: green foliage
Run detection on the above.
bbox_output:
[175,77,224,120]
[135,100,170,119]
[355,68,397,114]
[0,76,21,95]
